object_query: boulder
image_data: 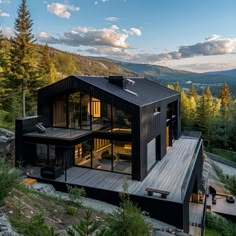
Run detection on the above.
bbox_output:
[0,128,15,156]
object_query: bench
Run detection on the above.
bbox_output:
[145,188,170,199]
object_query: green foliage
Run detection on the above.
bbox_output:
[66,206,77,216]
[211,148,236,163]
[11,214,59,236]
[66,210,99,236]
[1,0,43,118]
[105,178,152,236]
[0,154,19,205]
[67,185,86,206]
[212,163,236,195]
[206,212,236,236]
[106,196,152,236]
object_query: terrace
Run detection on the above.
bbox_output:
[27,133,202,203]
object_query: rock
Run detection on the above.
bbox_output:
[0,128,15,156]
[0,212,20,235]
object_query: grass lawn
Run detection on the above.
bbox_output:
[211,148,236,163]
[205,228,221,236]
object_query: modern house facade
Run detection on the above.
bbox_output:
[15,75,203,232]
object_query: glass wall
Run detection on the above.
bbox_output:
[36,144,48,166]
[93,139,112,171]
[113,141,132,174]
[91,98,112,131]
[53,95,67,127]
[74,138,132,174]
[52,92,132,133]
[69,92,81,129]
[81,93,90,130]
[74,140,92,167]
[112,107,132,132]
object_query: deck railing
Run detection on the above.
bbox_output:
[181,132,202,201]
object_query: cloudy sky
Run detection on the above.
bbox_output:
[1,0,236,72]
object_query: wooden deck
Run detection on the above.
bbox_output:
[24,127,91,140]
[28,135,200,203]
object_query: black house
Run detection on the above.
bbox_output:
[15,76,203,232]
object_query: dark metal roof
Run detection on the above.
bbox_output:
[73,75,179,107]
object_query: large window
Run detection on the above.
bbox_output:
[69,92,81,129]
[53,95,67,127]
[113,141,132,174]
[74,140,92,167]
[91,98,112,131]
[112,107,132,133]
[93,139,112,171]
[74,138,132,174]
[52,92,132,133]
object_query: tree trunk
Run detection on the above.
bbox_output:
[22,80,25,118]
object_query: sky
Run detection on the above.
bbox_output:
[1,0,236,72]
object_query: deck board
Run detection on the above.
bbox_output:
[28,135,199,203]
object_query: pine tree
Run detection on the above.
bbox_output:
[218,83,231,113]
[2,0,42,118]
[196,87,214,149]
[188,84,198,101]
[180,90,190,128]
[174,81,181,92]
[40,44,57,84]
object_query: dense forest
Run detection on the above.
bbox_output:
[168,82,236,151]
[1,0,236,155]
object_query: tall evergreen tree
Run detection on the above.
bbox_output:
[40,44,57,84]
[196,87,214,148]
[2,0,41,118]
[174,81,181,92]
[188,84,198,101]
[218,83,231,114]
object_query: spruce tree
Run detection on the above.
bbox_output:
[40,44,57,84]
[2,0,41,118]
[188,84,198,101]
[196,87,214,149]
[218,83,231,114]
[174,81,181,92]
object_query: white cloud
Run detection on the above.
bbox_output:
[79,36,236,65]
[104,16,120,22]
[0,9,9,17]
[111,25,119,30]
[47,3,80,19]
[1,27,13,38]
[0,0,11,4]
[205,34,221,41]
[38,26,131,48]
[130,28,142,36]
[123,27,142,36]
[95,0,109,4]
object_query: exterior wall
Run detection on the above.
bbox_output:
[16,76,181,181]
[139,95,181,181]
[15,117,39,166]
[36,76,141,180]
[182,139,203,232]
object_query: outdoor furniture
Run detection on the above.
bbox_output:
[40,166,63,179]
[145,188,170,199]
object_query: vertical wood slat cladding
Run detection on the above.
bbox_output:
[139,95,181,180]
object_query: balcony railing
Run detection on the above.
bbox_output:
[181,132,202,201]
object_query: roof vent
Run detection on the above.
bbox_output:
[108,76,135,90]
[108,76,124,88]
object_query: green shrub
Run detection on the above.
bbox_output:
[0,154,19,205]
[66,206,77,216]
[206,212,236,236]
[67,185,86,206]
[11,214,59,236]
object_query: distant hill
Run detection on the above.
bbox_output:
[108,60,236,96]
